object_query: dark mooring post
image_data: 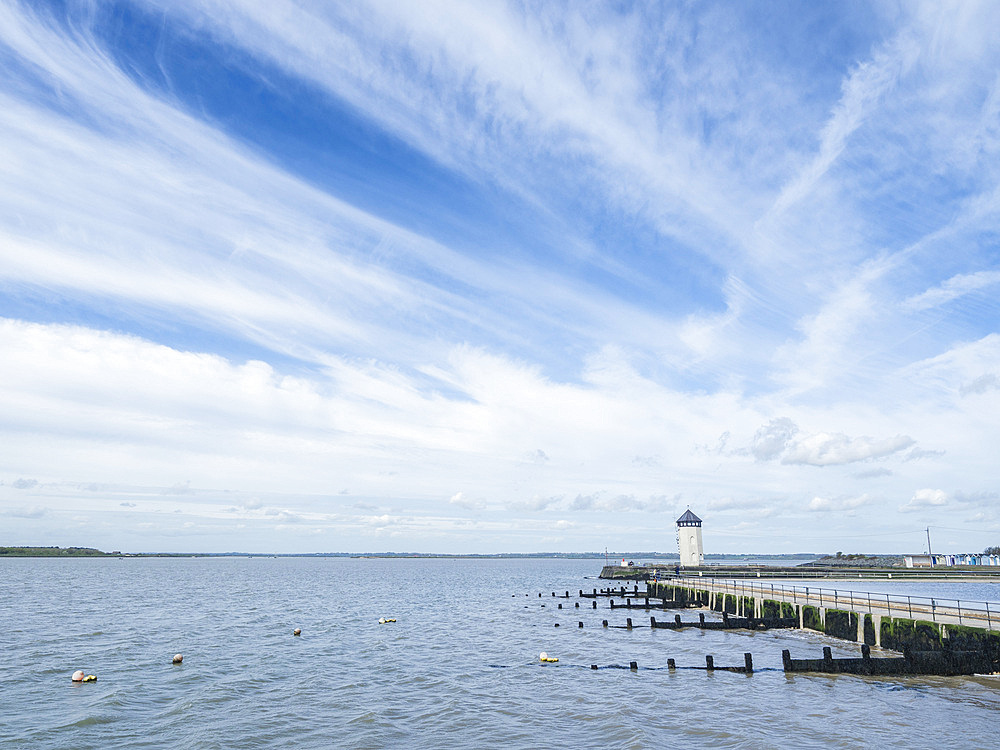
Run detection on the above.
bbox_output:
[558,603,562,609]
[603,619,608,627]
[667,658,676,670]
[823,646,833,667]
[592,601,597,609]
[862,644,871,661]
[782,649,792,671]
[630,661,638,671]
[626,617,633,629]
[706,655,715,671]
[579,621,583,628]
[651,616,657,627]
[699,612,705,625]
[575,601,579,608]
[744,653,753,673]
[675,614,682,625]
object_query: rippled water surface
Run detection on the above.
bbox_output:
[3,557,1000,748]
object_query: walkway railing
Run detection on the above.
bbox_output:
[668,576,998,631]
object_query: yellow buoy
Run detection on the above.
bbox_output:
[82,675,97,682]
[539,652,559,663]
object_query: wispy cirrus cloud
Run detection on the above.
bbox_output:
[2,1,1000,552]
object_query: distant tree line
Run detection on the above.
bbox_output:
[0,546,108,556]
[985,546,1000,556]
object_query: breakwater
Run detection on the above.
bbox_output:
[637,576,1000,675]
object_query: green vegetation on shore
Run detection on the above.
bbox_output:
[0,546,110,557]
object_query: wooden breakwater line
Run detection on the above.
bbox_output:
[534,579,1000,676]
[782,644,996,676]
[641,577,1000,675]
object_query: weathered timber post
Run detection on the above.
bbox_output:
[575,601,579,608]
[578,621,583,628]
[861,644,871,660]
[593,601,597,609]
[706,655,715,671]
[558,603,562,609]
[626,617,633,629]
[823,647,833,669]
[782,649,792,671]
[744,653,753,673]
[675,614,682,625]
[591,664,598,670]
[699,612,705,625]
[630,661,638,670]
[667,658,676,670]
[603,619,608,627]
[580,589,583,597]
[651,616,657,627]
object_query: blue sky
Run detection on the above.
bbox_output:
[2,0,999,554]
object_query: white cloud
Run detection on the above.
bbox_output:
[905,270,1000,311]
[808,494,871,512]
[899,488,949,512]
[783,433,915,467]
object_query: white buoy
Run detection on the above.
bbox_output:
[539,652,547,661]
[378,618,386,624]
[293,628,301,636]
[71,670,85,682]
[172,654,183,664]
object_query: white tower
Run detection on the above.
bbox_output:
[676,509,704,567]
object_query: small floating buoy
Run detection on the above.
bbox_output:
[172,654,183,664]
[82,674,97,682]
[378,618,396,624]
[71,670,85,682]
[379,618,386,624]
[539,652,559,663]
[293,628,301,636]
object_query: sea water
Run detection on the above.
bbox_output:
[2,556,999,749]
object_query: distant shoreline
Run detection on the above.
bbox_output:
[0,546,821,560]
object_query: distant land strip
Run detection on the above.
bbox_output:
[0,547,822,559]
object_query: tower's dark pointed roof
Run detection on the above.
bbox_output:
[676,509,702,526]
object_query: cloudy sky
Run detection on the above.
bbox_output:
[2,0,999,554]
